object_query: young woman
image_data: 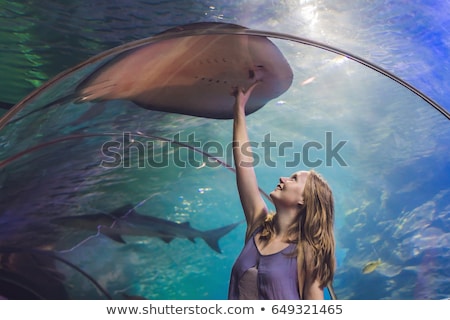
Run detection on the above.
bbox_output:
[228,82,336,300]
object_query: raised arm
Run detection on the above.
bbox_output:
[232,82,268,242]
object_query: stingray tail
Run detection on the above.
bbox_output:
[201,221,243,254]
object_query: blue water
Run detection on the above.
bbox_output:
[0,0,449,300]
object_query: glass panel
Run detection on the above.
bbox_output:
[1,24,448,300]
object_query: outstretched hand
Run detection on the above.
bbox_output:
[232,81,260,114]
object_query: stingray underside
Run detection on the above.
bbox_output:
[76,22,293,119]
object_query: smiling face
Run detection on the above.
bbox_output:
[270,170,310,208]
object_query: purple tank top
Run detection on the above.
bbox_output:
[228,227,300,300]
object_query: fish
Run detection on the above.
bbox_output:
[4,22,293,127]
[362,258,382,274]
[51,204,242,253]
[75,22,293,119]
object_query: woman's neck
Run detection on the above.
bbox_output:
[273,208,298,238]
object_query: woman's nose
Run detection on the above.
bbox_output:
[280,177,287,183]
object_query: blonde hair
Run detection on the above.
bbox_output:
[260,170,335,298]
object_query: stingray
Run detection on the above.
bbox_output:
[75,22,293,119]
[5,22,292,125]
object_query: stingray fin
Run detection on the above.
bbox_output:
[76,79,117,103]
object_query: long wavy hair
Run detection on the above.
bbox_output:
[260,170,335,298]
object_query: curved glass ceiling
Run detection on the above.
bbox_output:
[0,22,449,300]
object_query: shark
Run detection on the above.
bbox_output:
[51,204,242,253]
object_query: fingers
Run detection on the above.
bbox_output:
[244,81,260,95]
[230,81,261,97]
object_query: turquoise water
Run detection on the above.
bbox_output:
[0,1,449,300]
